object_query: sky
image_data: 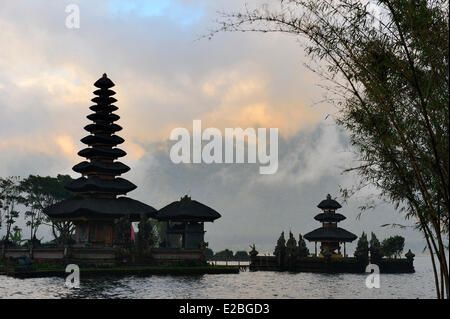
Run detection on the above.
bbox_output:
[0,0,424,254]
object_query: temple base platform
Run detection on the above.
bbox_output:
[249,256,415,273]
[1,247,213,268]
[0,247,240,278]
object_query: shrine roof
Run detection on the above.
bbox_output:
[304,227,357,242]
[44,196,156,220]
[156,195,221,222]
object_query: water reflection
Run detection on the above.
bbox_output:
[0,256,435,299]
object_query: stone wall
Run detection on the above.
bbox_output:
[151,248,204,265]
[4,248,64,260]
[250,255,414,273]
[3,247,205,265]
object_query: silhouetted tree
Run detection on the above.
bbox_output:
[274,231,286,269]
[0,176,21,259]
[234,251,249,260]
[286,232,297,255]
[18,175,75,247]
[354,232,369,263]
[214,249,234,259]
[137,214,153,255]
[9,226,25,247]
[369,232,382,264]
[381,235,405,258]
[297,234,309,258]
[285,231,298,269]
[204,248,214,260]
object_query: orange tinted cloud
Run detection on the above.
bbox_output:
[54,135,77,157]
[198,70,322,138]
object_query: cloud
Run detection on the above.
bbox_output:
[55,135,78,157]
[128,123,420,253]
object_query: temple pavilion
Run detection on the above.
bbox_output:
[304,194,357,258]
[44,74,156,247]
[156,195,221,250]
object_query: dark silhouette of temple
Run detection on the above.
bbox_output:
[304,194,357,257]
[44,74,156,247]
[37,74,221,265]
[157,195,221,250]
[248,194,414,273]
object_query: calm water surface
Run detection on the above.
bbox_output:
[0,256,436,299]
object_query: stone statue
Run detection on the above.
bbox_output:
[405,249,415,261]
[322,247,332,260]
[198,241,209,264]
[249,244,258,258]
[200,241,208,251]
[405,249,415,272]
[249,244,259,271]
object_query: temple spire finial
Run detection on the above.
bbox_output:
[180,194,192,205]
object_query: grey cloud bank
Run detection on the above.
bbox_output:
[130,124,422,253]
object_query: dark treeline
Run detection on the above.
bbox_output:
[1,175,75,260]
[206,232,405,262]
[355,232,405,259]
[0,175,75,252]
[205,248,250,261]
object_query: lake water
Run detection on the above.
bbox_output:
[0,256,437,299]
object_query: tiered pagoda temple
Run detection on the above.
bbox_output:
[45,74,156,247]
[304,194,357,257]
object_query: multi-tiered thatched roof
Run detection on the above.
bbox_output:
[45,74,155,222]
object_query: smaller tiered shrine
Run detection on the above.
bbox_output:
[304,194,357,258]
